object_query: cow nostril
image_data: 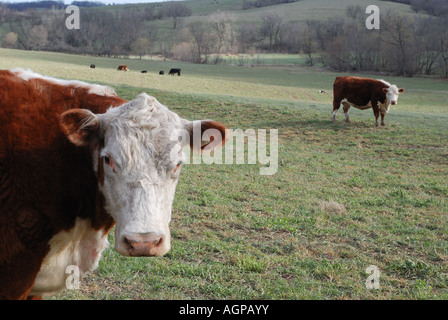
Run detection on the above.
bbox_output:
[122,233,165,256]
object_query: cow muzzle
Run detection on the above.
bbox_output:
[391,101,397,105]
[120,232,170,257]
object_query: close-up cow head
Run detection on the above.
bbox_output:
[59,93,226,257]
[382,84,404,107]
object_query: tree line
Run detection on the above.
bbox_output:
[0,1,447,78]
[0,1,105,11]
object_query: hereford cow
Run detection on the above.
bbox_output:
[0,68,227,299]
[332,76,404,126]
[117,65,128,71]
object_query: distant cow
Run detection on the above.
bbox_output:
[168,68,181,76]
[90,64,95,69]
[332,76,404,126]
[117,65,128,71]
[0,68,227,299]
[159,71,164,75]
[141,70,147,73]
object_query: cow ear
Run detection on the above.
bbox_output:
[382,87,388,93]
[398,88,404,93]
[60,109,101,147]
[186,120,227,152]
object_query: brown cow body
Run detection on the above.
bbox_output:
[332,76,404,126]
[117,65,128,71]
[0,69,126,299]
[0,68,227,300]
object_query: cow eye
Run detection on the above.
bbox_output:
[173,161,182,174]
[103,154,116,172]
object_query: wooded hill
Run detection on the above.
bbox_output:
[0,0,447,77]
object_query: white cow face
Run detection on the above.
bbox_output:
[382,84,404,106]
[60,93,226,257]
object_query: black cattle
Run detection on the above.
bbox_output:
[159,71,164,75]
[141,70,147,73]
[168,68,181,76]
[90,64,95,69]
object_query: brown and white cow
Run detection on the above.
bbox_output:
[332,76,404,126]
[117,65,128,71]
[0,68,227,299]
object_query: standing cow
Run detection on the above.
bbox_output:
[332,76,404,126]
[0,68,227,299]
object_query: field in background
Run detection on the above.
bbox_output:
[0,49,447,299]
[96,0,427,59]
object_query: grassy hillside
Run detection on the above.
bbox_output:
[117,0,417,23]
[90,0,424,53]
[0,48,447,299]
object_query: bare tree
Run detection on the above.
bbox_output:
[165,2,191,29]
[93,10,120,56]
[208,10,236,57]
[4,32,18,48]
[172,41,197,62]
[28,25,48,50]
[300,24,316,66]
[346,5,362,20]
[237,22,261,53]
[260,11,283,51]
[42,9,68,52]
[188,20,207,62]
[324,35,352,71]
[275,22,299,53]
[382,11,416,76]
[131,38,151,59]
[439,24,448,78]
[118,8,145,54]
[413,17,439,75]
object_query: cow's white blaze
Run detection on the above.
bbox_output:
[59,92,226,258]
[97,93,186,256]
[379,80,403,112]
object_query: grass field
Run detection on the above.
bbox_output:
[0,48,447,300]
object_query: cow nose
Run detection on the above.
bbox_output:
[122,233,166,257]
[391,101,396,105]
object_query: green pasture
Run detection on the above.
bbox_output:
[116,0,421,25]
[0,48,447,299]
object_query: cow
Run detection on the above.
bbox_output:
[159,71,164,75]
[332,76,404,126]
[117,65,128,71]
[90,64,95,69]
[168,68,181,76]
[0,68,227,299]
[141,70,147,73]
